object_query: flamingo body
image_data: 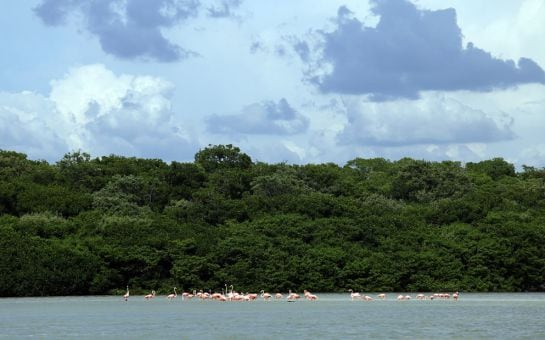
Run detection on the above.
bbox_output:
[167,287,177,300]
[123,286,129,301]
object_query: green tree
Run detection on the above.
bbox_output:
[195,144,252,172]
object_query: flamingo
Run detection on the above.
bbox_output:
[287,290,300,301]
[167,287,177,300]
[453,291,459,301]
[304,290,318,301]
[377,293,386,299]
[275,293,283,300]
[123,286,129,301]
[247,292,258,301]
[211,292,223,300]
[348,289,361,300]
[226,285,235,301]
[144,290,156,300]
[260,290,272,301]
[362,295,373,301]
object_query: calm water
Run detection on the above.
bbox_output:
[1,293,545,339]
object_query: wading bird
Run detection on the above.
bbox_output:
[144,290,156,300]
[123,286,129,301]
[348,289,361,300]
[167,287,177,300]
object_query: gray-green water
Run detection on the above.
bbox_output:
[1,293,545,339]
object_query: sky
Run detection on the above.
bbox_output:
[1,0,545,168]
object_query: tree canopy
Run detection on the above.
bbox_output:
[1,147,544,296]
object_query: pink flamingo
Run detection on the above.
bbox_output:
[211,292,223,300]
[167,287,177,300]
[304,290,318,301]
[123,286,129,301]
[377,293,386,299]
[260,290,272,301]
[348,289,361,300]
[247,292,258,301]
[275,293,283,300]
[226,285,235,301]
[287,290,300,301]
[144,290,156,300]
[453,291,459,301]
[362,295,373,301]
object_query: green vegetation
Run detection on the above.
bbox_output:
[1,145,544,296]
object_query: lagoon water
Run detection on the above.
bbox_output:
[1,293,545,339]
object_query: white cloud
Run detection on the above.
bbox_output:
[0,91,67,160]
[337,94,514,147]
[0,64,197,162]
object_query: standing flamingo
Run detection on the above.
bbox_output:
[167,287,177,300]
[123,286,129,301]
[226,285,235,301]
[453,291,459,301]
[144,290,156,300]
[275,293,283,300]
[260,290,272,301]
[348,289,361,300]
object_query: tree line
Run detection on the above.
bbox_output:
[1,145,544,296]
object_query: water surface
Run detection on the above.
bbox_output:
[1,293,544,339]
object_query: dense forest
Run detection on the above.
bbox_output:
[1,145,544,297]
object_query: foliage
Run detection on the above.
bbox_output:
[1,145,545,296]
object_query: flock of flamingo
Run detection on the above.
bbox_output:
[122,285,458,302]
[348,289,459,301]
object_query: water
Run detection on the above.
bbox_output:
[1,293,545,339]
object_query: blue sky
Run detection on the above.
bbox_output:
[1,0,545,167]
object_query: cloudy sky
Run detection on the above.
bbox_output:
[2,0,545,167]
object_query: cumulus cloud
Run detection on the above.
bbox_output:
[0,91,68,160]
[0,64,197,161]
[302,0,545,100]
[337,95,515,147]
[205,98,309,136]
[34,0,200,62]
